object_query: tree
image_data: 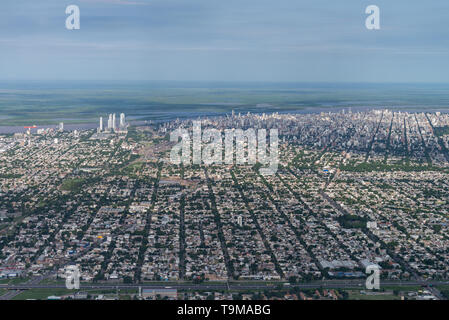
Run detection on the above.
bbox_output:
[288,276,298,284]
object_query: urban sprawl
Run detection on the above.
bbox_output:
[0,109,449,300]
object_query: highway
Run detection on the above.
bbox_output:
[0,280,447,292]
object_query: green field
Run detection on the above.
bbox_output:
[12,288,76,300]
[347,290,401,300]
[11,288,138,300]
[60,178,86,192]
[0,277,29,285]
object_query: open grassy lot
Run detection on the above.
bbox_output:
[60,178,86,192]
[0,277,29,285]
[12,288,76,300]
[11,287,139,300]
[347,290,401,300]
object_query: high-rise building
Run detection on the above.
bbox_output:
[59,122,64,132]
[108,114,113,130]
[99,117,103,132]
[119,113,126,128]
[112,113,116,130]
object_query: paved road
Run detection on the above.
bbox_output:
[0,272,55,300]
[0,280,447,291]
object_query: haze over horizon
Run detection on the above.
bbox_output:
[1,0,449,83]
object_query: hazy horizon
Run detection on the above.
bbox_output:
[2,0,449,83]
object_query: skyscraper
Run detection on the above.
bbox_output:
[99,117,103,132]
[120,113,126,128]
[112,113,116,131]
[108,114,113,130]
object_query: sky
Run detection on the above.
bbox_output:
[1,0,449,82]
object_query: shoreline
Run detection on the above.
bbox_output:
[1,105,449,134]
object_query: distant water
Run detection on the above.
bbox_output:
[0,121,153,134]
[1,105,449,134]
[2,81,449,133]
[0,123,98,134]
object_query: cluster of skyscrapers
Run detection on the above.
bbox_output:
[98,113,127,133]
